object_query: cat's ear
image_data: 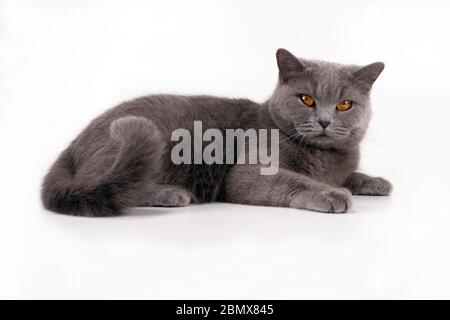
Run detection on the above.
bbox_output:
[276,48,305,82]
[353,62,385,91]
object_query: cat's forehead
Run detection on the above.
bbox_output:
[295,59,362,99]
[301,59,355,79]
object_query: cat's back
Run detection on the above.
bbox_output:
[71,94,258,167]
[96,94,257,135]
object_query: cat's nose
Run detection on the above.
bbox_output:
[318,120,330,129]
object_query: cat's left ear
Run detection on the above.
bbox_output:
[353,62,385,91]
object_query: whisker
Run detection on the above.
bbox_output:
[350,130,390,150]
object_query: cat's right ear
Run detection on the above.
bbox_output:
[276,48,305,82]
[352,62,385,92]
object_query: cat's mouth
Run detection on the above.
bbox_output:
[310,130,342,143]
[314,130,333,139]
[296,127,344,142]
[296,129,331,140]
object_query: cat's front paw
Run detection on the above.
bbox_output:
[354,177,393,196]
[141,187,192,207]
[290,188,352,213]
[156,190,191,207]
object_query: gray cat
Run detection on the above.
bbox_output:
[41,48,392,216]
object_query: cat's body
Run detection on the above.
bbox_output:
[42,49,392,216]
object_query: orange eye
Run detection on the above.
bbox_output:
[336,100,353,111]
[299,94,315,107]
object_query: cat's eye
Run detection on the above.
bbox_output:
[336,100,353,111]
[299,94,315,107]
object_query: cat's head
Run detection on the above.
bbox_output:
[268,48,384,149]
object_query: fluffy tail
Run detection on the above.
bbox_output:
[41,116,164,217]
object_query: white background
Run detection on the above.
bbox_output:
[1,0,450,299]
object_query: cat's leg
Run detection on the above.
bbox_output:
[343,172,392,196]
[224,165,352,213]
[139,184,194,207]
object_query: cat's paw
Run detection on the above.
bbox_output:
[161,190,191,207]
[290,188,352,213]
[354,177,393,196]
[141,187,191,207]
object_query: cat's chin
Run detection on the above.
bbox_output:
[303,134,349,149]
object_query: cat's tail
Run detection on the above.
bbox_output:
[41,116,164,217]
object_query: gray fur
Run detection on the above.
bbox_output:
[41,48,392,216]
